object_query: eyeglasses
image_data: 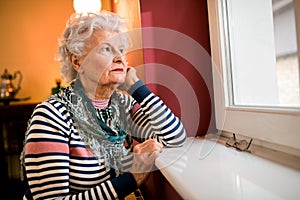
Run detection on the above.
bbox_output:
[225,133,253,152]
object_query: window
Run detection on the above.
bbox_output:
[208,0,300,155]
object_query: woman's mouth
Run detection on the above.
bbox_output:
[111,68,124,72]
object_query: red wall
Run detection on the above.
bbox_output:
[139,0,216,136]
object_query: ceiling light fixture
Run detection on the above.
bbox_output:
[73,0,101,14]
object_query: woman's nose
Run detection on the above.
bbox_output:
[113,55,123,63]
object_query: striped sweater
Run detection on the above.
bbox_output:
[23,80,186,200]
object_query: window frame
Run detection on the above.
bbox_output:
[207,0,300,155]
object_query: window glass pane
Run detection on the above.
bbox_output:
[224,0,300,108]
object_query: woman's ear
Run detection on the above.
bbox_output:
[70,54,81,72]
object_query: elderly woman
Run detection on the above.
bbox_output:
[21,11,186,199]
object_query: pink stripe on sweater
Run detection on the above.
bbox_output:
[25,141,69,154]
[91,99,109,109]
[70,147,95,157]
[130,103,140,117]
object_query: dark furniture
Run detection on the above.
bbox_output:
[0,103,37,199]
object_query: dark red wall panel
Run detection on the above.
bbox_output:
[140,0,216,136]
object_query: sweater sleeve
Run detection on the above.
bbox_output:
[23,100,137,200]
[127,80,187,147]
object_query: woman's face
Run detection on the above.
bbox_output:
[77,30,128,93]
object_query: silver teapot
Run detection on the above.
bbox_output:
[0,69,22,99]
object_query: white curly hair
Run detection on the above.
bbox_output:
[56,11,127,83]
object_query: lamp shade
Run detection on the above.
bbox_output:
[73,0,101,13]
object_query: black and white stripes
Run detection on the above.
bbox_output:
[23,81,186,199]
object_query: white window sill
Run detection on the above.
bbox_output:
[155,136,300,200]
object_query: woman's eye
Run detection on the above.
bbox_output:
[119,48,125,54]
[98,45,113,56]
[103,46,112,53]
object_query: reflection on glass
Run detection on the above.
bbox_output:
[273,0,299,107]
[223,0,299,108]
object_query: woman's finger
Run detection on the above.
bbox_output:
[134,139,163,154]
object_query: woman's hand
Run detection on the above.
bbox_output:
[130,139,163,186]
[118,66,139,91]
